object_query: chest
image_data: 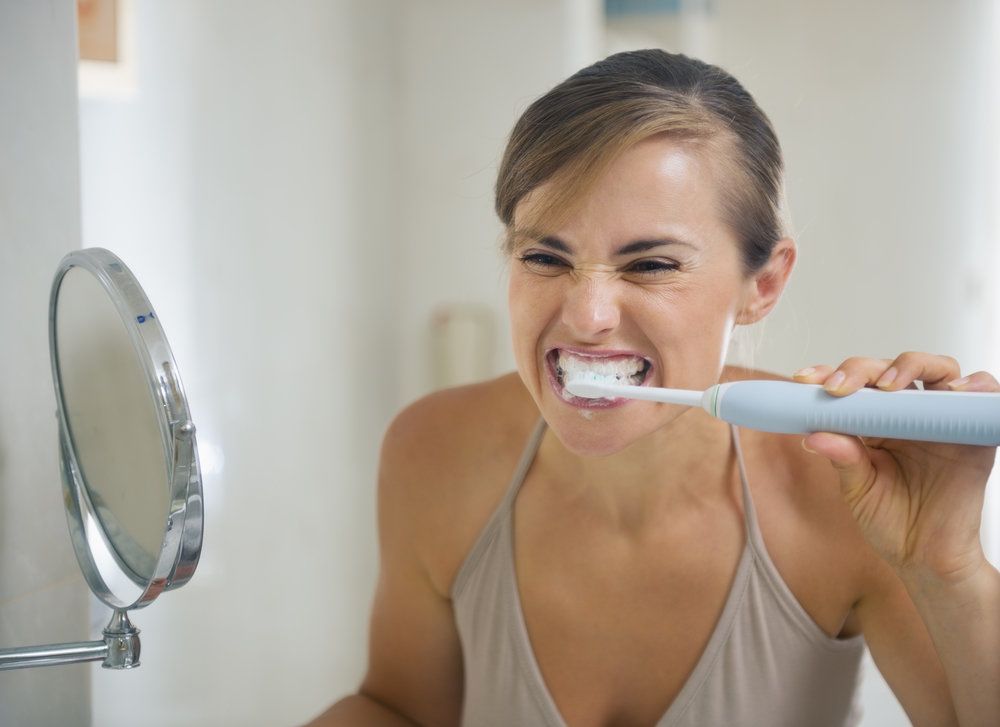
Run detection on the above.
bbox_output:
[510,473,860,727]
[513,487,747,727]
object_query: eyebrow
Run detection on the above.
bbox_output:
[532,235,696,256]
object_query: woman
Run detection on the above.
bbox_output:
[310,50,999,726]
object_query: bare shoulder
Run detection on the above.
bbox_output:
[721,364,852,500]
[380,372,539,596]
[720,366,884,611]
[720,366,846,505]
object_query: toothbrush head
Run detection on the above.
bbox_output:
[564,372,621,399]
[564,372,706,409]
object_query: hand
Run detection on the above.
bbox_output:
[793,352,998,584]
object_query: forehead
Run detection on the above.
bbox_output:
[513,136,730,249]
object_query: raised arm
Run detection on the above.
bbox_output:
[796,353,1000,726]
[849,511,999,727]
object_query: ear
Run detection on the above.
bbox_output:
[736,238,796,325]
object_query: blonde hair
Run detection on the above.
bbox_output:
[496,50,787,275]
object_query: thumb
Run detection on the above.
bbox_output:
[802,432,877,500]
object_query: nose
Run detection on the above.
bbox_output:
[560,275,621,340]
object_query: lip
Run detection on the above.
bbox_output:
[549,345,653,360]
[544,346,654,409]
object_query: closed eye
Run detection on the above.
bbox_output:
[518,252,570,276]
[623,259,680,279]
[517,252,680,280]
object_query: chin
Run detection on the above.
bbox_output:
[541,403,683,459]
[552,426,629,458]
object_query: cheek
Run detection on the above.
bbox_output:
[507,273,561,390]
[628,284,688,336]
[507,271,550,364]
[508,269,560,329]
[633,279,741,351]
[507,271,532,334]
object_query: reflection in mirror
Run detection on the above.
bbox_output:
[55,266,169,586]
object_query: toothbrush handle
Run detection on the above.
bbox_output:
[712,381,1000,446]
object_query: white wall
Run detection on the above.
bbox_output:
[79,2,400,725]
[0,1,88,725]
[394,0,604,403]
[608,1,998,725]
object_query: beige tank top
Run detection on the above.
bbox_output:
[451,420,866,726]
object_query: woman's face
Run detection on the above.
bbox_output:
[508,136,763,456]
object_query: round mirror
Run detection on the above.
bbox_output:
[50,248,203,611]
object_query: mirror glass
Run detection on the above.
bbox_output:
[55,266,169,584]
[50,249,202,612]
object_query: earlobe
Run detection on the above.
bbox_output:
[736,238,797,326]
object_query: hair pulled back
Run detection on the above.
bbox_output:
[496,49,787,274]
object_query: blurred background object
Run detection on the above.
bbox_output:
[77,0,117,62]
[1,0,997,725]
[430,304,497,390]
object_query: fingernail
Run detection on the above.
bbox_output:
[876,367,898,388]
[947,376,970,388]
[824,371,846,391]
[801,438,817,454]
[793,366,816,378]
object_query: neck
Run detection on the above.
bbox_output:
[535,407,738,533]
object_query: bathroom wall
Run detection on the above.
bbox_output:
[393,0,604,402]
[0,1,89,725]
[78,2,402,725]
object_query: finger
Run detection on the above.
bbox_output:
[802,357,895,397]
[792,364,835,383]
[802,431,878,500]
[884,351,961,391]
[945,370,1000,393]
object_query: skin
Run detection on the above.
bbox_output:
[307,136,998,726]
[797,358,1000,727]
[507,138,789,466]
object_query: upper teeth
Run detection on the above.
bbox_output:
[556,351,646,383]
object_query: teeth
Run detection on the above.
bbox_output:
[556,350,647,387]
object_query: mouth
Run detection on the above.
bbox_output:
[546,348,653,409]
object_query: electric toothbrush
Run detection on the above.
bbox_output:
[563,375,1000,446]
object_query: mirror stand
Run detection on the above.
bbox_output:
[0,609,140,670]
[0,248,202,673]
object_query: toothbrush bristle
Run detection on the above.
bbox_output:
[564,372,619,399]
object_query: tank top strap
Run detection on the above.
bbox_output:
[499,417,548,511]
[729,424,763,545]
[728,424,865,652]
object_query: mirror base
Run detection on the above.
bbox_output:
[101,609,140,669]
[0,609,140,671]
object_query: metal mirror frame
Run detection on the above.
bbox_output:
[0,247,203,670]
[51,248,203,610]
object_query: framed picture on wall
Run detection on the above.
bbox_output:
[77,0,135,96]
[78,0,117,62]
